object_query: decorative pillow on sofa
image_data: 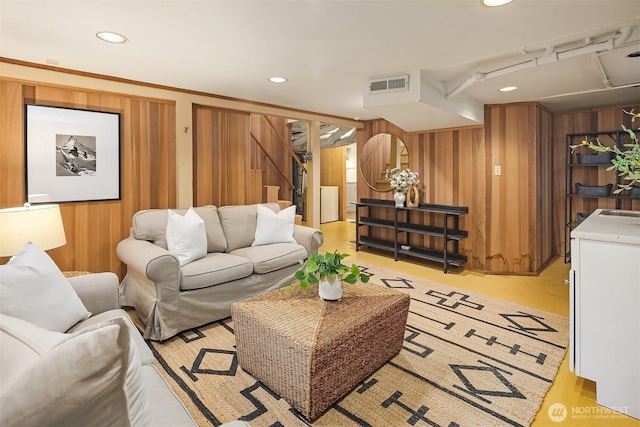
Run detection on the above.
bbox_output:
[252,204,297,246]
[0,242,91,332]
[133,205,227,253]
[166,207,208,266]
[0,314,150,427]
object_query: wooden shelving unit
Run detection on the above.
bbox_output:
[355,198,468,273]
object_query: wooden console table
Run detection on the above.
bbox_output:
[355,198,468,273]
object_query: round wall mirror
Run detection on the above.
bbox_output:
[360,133,408,191]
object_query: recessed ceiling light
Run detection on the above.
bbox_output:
[482,0,513,6]
[269,77,288,83]
[499,86,518,92]
[96,31,128,44]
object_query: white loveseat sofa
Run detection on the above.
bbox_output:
[0,246,250,427]
[117,203,323,341]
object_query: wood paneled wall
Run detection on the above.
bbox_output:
[0,79,176,277]
[357,103,554,274]
[551,104,640,257]
[484,103,553,274]
[193,105,292,207]
[2,74,635,278]
[193,106,252,206]
[357,120,488,271]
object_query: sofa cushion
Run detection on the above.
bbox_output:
[132,205,227,253]
[218,203,280,252]
[0,242,91,332]
[166,207,208,266]
[231,242,308,274]
[67,308,155,366]
[253,204,296,246]
[0,314,150,427]
[142,365,198,426]
[180,253,254,291]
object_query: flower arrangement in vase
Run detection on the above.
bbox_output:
[384,167,420,207]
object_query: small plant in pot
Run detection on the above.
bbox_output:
[291,250,370,301]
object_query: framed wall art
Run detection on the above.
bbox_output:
[25,104,121,203]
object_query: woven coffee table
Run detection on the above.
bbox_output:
[231,281,410,421]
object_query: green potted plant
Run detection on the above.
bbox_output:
[291,250,370,301]
[571,109,640,195]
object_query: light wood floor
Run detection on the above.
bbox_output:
[319,220,640,427]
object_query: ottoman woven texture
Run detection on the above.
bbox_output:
[231,282,410,421]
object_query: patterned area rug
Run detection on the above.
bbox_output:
[142,264,568,427]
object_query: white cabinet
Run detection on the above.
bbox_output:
[570,209,640,420]
[320,186,339,223]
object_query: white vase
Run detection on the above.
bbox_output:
[319,276,343,301]
[394,191,406,207]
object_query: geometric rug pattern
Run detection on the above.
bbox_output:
[145,263,569,426]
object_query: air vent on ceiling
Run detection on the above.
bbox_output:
[369,74,409,94]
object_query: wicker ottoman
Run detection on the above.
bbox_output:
[231,282,410,421]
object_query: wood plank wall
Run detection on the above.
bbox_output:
[193,106,252,206]
[357,103,555,274]
[0,79,176,277]
[536,107,554,271]
[2,75,636,278]
[357,120,488,271]
[551,103,640,257]
[193,105,293,207]
[484,103,553,274]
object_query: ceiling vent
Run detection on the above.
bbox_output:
[369,74,409,94]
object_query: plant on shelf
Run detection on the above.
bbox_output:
[570,109,640,194]
[384,167,420,193]
[289,250,370,301]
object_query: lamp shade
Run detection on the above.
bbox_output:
[0,204,67,257]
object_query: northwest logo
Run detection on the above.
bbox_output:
[548,403,568,422]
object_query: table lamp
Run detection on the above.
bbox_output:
[0,203,67,257]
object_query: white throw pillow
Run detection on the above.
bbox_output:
[252,204,297,246]
[0,242,91,332]
[0,314,150,427]
[166,207,208,266]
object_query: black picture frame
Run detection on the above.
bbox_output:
[25,104,121,203]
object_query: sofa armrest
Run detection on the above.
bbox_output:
[116,234,181,283]
[293,224,324,256]
[68,272,119,315]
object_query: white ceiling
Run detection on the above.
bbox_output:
[1,0,639,132]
